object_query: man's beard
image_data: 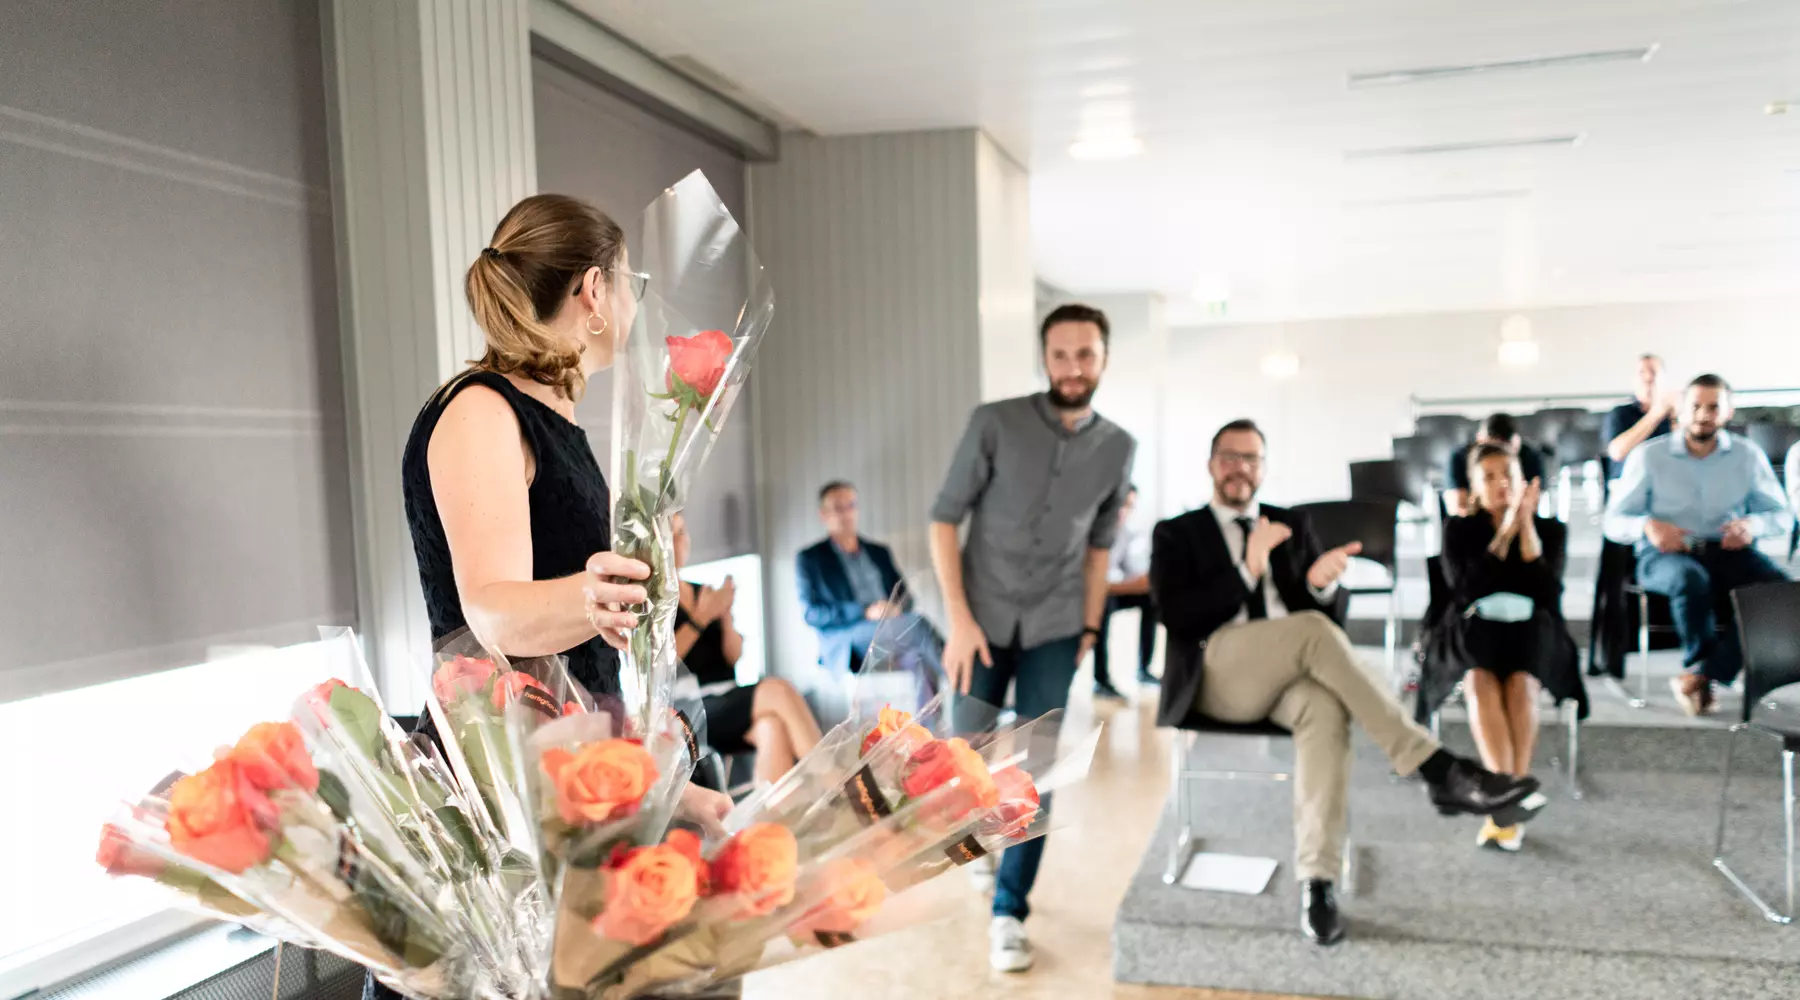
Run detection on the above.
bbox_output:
[1218,475,1257,505]
[1688,425,1719,442]
[1047,378,1097,410]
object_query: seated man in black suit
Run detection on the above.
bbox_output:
[1151,419,1546,946]
[797,480,905,674]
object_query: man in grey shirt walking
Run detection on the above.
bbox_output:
[929,303,1135,973]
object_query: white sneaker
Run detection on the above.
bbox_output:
[968,851,997,896]
[989,915,1034,972]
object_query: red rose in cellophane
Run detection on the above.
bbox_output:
[666,329,733,399]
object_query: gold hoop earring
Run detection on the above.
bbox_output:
[586,313,608,337]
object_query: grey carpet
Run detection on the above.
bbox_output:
[1113,733,1798,1000]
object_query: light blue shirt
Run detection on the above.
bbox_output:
[1602,430,1793,552]
[832,539,889,608]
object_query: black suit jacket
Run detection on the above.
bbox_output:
[1149,503,1345,728]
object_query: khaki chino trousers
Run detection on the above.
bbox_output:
[1199,610,1439,881]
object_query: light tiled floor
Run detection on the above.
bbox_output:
[746,680,1301,1000]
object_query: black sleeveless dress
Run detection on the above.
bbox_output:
[400,369,621,701]
[367,370,624,1000]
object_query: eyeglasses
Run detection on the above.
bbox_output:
[1214,450,1265,469]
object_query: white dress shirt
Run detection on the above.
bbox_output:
[1209,502,1337,626]
[1107,521,1152,583]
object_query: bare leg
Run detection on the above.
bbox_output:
[1502,672,1540,776]
[753,677,823,758]
[1464,669,1516,776]
[745,714,796,786]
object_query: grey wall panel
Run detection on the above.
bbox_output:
[0,0,352,700]
[532,56,754,564]
[326,0,539,709]
[748,130,985,679]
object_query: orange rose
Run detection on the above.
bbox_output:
[539,739,658,825]
[791,858,888,936]
[228,721,319,793]
[593,842,701,946]
[96,823,166,878]
[165,760,277,873]
[666,329,733,399]
[432,655,496,705]
[899,738,998,817]
[711,823,798,915]
[300,678,349,724]
[859,705,932,757]
[980,765,1041,839]
[663,828,711,893]
[562,700,587,717]
[491,670,551,711]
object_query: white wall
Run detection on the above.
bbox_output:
[1164,297,1800,512]
[1086,293,1170,519]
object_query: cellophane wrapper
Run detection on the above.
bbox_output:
[581,707,1102,998]
[99,628,536,998]
[610,169,775,736]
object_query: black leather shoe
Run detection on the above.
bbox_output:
[1427,757,1546,824]
[1299,878,1345,946]
[1093,682,1127,701]
[1137,669,1160,686]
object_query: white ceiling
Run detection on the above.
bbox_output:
[569,0,1800,325]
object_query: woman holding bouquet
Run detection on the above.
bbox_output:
[383,194,732,998]
[670,514,822,786]
[402,194,656,698]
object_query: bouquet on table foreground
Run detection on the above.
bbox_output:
[95,616,1101,997]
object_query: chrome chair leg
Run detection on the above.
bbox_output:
[1164,730,1196,885]
[1384,591,1399,679]
[1712,724,1796,924]
[1565,699,1583,800]
[1338,804,1355,898]
[1633,589,1651,709]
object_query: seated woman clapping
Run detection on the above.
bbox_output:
[1428,443,1588,852]
[671,514,823,788]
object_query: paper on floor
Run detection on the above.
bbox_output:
[1177,852,1279,895]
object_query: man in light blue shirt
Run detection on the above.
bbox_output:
[1603,373,1793,714]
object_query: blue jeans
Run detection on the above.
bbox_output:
[959,633,1081,922]
[1637,544,1788,684]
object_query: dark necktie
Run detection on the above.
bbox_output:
[1235,517,1269,620]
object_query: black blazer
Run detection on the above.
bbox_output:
[1149,504,1344,728]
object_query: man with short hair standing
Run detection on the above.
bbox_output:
[1602,353,1679,482]
[1443,412,1547,516]
[930,303,1135,973]
[1604,374,1793,715]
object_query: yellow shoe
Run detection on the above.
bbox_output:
[1493,825,1524,852]
[1476,818,1502,849]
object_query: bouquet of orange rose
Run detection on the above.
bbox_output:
[607,170,774,734]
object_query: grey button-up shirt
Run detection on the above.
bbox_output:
[930,393,1136,649]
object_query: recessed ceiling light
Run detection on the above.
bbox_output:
[1190,274,1232,303]
[1343,189,1533,208]
[1344,134,1583,160]
[1261,351,1301,380]
[1348,46,1656,89]
[1069,136,1143,160]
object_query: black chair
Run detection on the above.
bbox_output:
[1415,413,1477,443]
[1163,591,1356,890]
[1294,500,1401,676]
[1713,580,1800,924]
[1416,556,1582,799]
[1745,423,1800,483]
[1349,460,1414,507]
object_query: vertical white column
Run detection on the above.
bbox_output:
[322,0,536,707]
[1087,293,1171,519]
